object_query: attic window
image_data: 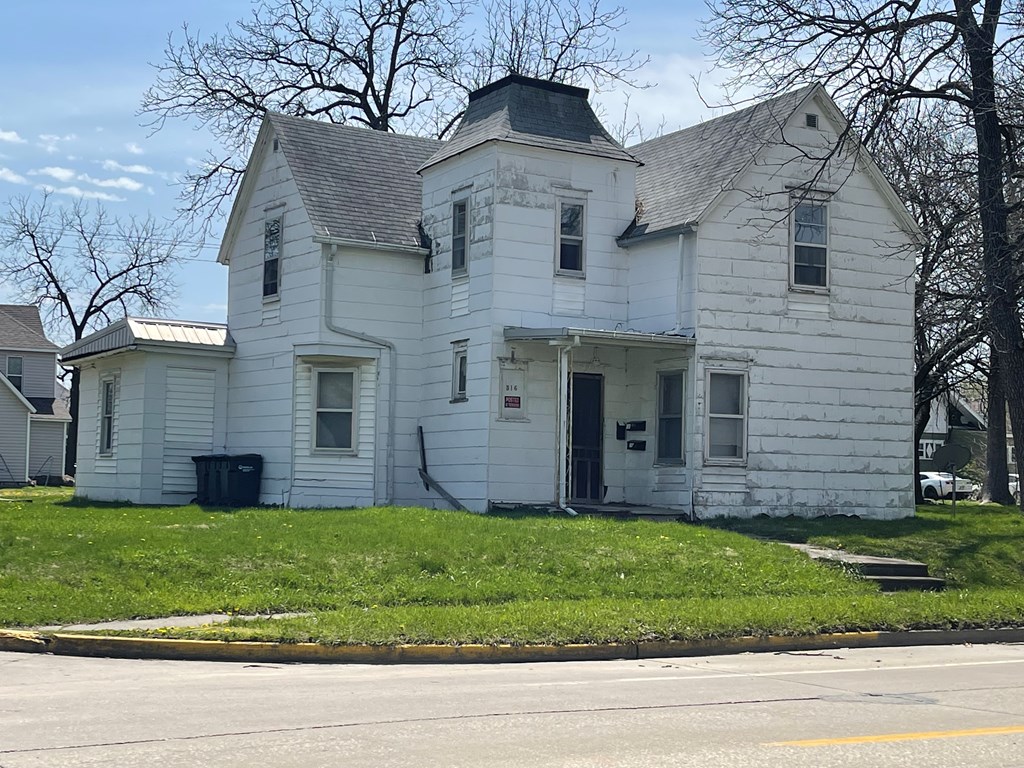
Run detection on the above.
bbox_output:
[273,138,280,152]
[805,113,819,129]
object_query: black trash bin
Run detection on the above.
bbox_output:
[192,454,263,506]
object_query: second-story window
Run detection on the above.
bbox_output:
[556,200,585,275]
[792,201,828,288]
[263,217,282,298]
[452,200,468,275]
[6,356,23,392]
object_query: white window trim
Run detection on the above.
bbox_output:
[98,375,118,457]
[5,355,23,392]
[704,369,748,466]
[451,340,468,403]
[655,369,686,466]
[555,198,586,278]
[790,198,829,292]
[452,198,469,276]
[312,367,358,455]
[263,214,283,301]
[918,439,943,461]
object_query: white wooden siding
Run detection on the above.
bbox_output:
[291,360,376,506]
[28,420,64,479]
[691,95,915,519]
[162,368,216,496]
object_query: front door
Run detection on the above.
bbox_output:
[570,373,603,503]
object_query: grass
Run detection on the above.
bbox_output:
[2,488,1023,645]
[708,501,1024,590]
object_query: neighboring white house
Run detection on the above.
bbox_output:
[62,75,919,518]
[0,305,71,485]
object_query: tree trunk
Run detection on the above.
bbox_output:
[65,368,80,477]
[983,346,1013,503]
[957,3,1024,510]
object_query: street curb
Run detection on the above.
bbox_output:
[2,627,1024,664]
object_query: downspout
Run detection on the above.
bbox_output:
[324,245,397,505]
[555,335,582,514]
[674,233,685,333]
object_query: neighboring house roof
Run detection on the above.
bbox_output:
[27,396,71,421]
[0,370,35,413]
[623,87,816,241]
[421,75,639,171]
[267,112,442,249]
[61,318,235,363]
[0,304,59,352]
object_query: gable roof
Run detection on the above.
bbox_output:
[61,317,235,364]
[622,85,921,244]
[421,75,638,170]
[622,87,816,241]
[267,113,442,249]
[0,305,59,352]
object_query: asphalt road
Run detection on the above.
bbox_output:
[2,643,1024,767]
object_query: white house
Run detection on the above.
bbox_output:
[0,305,71,485]
[62,75,919,518]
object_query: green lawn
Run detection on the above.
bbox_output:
[2,488,1023,645]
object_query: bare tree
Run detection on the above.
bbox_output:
[0,193,185,476]
[141,0,647,235]
[703,0,1024,506]
[464,0,647,90]
[871,105,987,501]
[141,0,469,234]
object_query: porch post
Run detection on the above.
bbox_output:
[555,336,580,510]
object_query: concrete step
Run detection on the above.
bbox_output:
[864,574,947,592]
[848,558,931,578]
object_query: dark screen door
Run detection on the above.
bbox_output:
[570,373,603,503]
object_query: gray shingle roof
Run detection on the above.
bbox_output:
[623,86,816,241]
[267,113,442,248]
[421,75,638,170]
[0,305,58,351]
[28,396,71,420]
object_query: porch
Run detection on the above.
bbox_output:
[494,327,697,513]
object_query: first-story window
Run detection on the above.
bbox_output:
[556,199,585,275]
[5,356,23,392]
[263,217,282,298]
[314,370,356,451]
[99,378,116,455]
[792,200,828,288]
[451,340,468,402]
[706,371,747,462]
[657,371,685,463]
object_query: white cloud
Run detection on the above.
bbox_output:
[0,167,27,184]
[38,133,77,154]
[125,142,144,155]
[102,159,155,175]
[79,174,144,192]
[31,166,77,183]
[0,130,27,144]
[37,183,125,203]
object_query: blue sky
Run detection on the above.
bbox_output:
[0,0,725,325]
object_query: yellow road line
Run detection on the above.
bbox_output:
[769,724,1024,747]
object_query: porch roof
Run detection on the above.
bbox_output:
[503,326,695,349]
